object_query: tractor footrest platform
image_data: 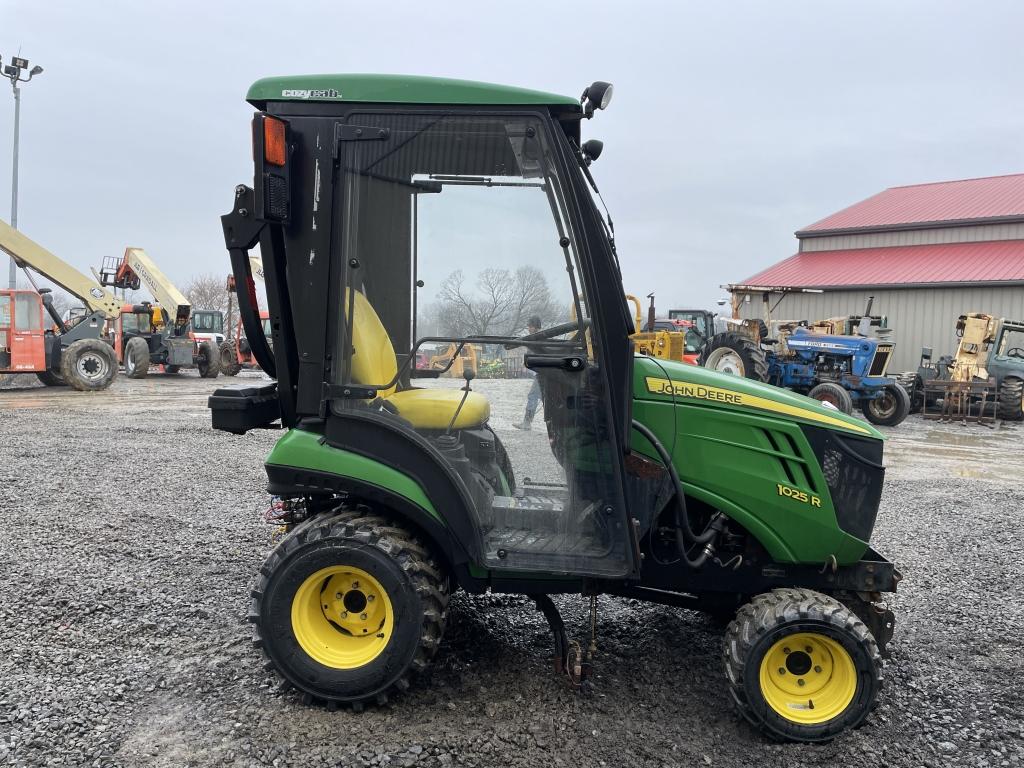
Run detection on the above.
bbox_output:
[209,382,280,434]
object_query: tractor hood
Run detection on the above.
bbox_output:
[632,356,883,439]
[785,327,882,354]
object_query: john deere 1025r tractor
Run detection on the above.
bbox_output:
[210,74,899,742]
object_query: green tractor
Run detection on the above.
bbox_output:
[210,74,899,742]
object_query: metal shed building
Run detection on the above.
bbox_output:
[730,173,1024,371]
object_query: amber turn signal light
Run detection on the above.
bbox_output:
[264,117,287,166]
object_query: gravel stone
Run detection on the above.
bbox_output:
[0,372,1022,767]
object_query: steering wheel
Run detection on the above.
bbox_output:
[1006,347,1024,359]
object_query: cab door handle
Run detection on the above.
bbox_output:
[524,355,586,372]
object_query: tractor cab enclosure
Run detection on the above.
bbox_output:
[214,76,637,579]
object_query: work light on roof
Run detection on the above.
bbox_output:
[581,80,613,118]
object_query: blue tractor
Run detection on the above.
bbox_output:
[701,297,911,426]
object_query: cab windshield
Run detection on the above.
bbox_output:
[997,326,1024,358]
[192,311,224,333]
[122,311,152,334]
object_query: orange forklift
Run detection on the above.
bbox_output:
[0,220,121,390]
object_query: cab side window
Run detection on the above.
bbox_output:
[14,294,41,330]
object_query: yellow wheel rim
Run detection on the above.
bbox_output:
[759,632,857,724]
[291,566,393,669]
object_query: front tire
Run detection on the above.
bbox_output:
[124,336,150,379]
[250,510,448,708]
[196,340,221,378]
[700,332,769,382]
[861,383,910,426]
[61,338,118,391]
[808,382,853,415]
[998,377,1023,421]
[724,588,882,742]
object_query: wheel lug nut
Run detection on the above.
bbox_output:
[797,679,805,687]
[360,613,368,620]
[340,611,348,619]
[814,665,822,673]
[367,595,375,602]
[783,647,791,654]
[335,592,343,600]
[778,668,785,675]
[805,646,813,654]
[352,581,360,589]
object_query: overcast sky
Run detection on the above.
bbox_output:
[3,0,1023,310]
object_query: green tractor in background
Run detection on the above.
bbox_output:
[211,74,899,742]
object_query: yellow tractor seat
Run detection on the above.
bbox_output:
[347,289,490,430]
[386,388,490,430]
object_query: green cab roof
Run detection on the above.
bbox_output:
[247,74,580,110]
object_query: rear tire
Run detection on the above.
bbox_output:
[700,332,769,382]
[998,377,1023,421]
[197,340,220,378]
[124,337,150,379]
[61,338,117,391]
[250,509,448,708]
[219,340,242,376]
[807,382,853,415]
[724,588,882,743]
[35,370,66,387]
[861,384,910,426]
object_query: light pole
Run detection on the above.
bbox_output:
[2,55,44,288]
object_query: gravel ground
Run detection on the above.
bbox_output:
[0,372,1022,767]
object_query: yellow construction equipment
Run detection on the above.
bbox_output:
[626,293,695,364]
[428,342,479,378]
[98,248,221,378]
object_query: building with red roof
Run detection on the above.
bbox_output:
[731,173,1024,370]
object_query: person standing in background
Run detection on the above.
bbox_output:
[514,315,542,430]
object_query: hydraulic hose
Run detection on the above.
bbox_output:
[631,419,724,568]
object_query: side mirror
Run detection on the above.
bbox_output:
[581,139,604,165]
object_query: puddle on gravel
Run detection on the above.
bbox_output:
[884,418,1021,483]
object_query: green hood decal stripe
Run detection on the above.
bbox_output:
[644,376,874,436]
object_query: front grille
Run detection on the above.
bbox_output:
[802,426,885,542]
[869,344,893,376]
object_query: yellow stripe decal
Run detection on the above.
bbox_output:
[643,376,872,435]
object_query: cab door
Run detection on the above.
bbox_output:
[10,292,46,372]
[0,293,11,370]
[330,110,637,578]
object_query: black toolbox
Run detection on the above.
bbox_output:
[208,382,280,434]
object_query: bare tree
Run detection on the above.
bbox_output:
[184,273,229,313]
[431,266,563,337]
